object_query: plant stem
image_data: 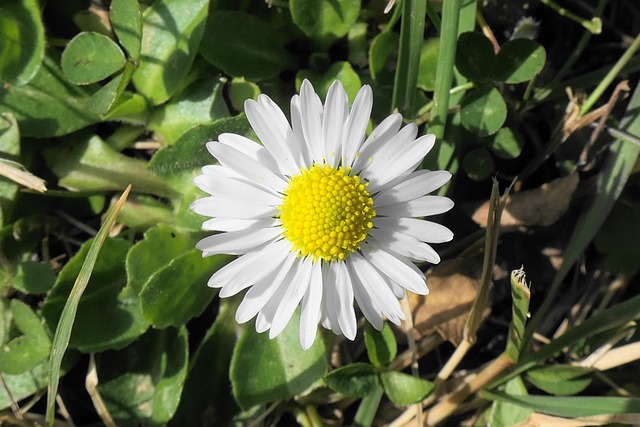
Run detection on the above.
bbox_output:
[539,0,602,34]
[580,31,640,116]
[428,0,461,140]
[354,386,384,427]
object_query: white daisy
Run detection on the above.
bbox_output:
[191,80,454,350]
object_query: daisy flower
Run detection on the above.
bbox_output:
[191,80,454,349]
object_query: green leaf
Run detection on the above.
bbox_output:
[230,310,327,409]
[110,0,142,60]
[148,114,252,177]
[417,38,440,91]
[595,202,640,276]
[0,53,99,137]
[324,363,379,398]
[228,78,261,112]
[369,31,399,85]
[61,32,126,85]
[290,0,360,48]
[486,376,532,427]
[494,39,546,84]
[42,238,149,353]
[490,127,523,159]
[0,360,48,411]
[125,225,193,295]
[364,322,397,367]
[102,91,150,124]
[12,260,56,295]
[44,134,172,197]
[379,371,435,405]
[526,365,592,396]
[505,268,531,363]
[0,112,20,227]
[140,250,230,328]
[98,327,188,425]
[482,391,640,418]
[296,62,362,102]
[200,11,294,81]
[460,85,507,137]
[89,61,137,115]
[132,0,209,105]
[116,194,173,230]
[0,300,50,375]
[455,32,495,81]
[172,298,240,425]
[149,76,229,144]
[463,147,494,181]
[0,0,45,85]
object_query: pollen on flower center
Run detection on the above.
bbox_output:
[279,164,376,261]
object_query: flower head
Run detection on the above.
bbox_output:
[191,80,454,349]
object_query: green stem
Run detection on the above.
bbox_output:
[428,0,461,140]
[579,32,640,116]
[539,0,602,34]
[354,386,384,427]
[425,0,442,33]
[392,0,426,116]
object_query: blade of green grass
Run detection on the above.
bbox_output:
[523,82,640,350]
[392,0,426,116]
[46,185,132,425]
[505,268,531,364]
[428,0,461,140]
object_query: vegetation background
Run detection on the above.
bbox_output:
[0,0,639,425]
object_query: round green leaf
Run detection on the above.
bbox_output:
[364,323,397,367]
[296,62,362,103]
[290,0,360,48]
[229,78,261,112]
[380,371,435,405]
[463,147,495,181]
[455,32,495,81]
[324,363,379,397]
[494,38,546,84]
[200,11,295,81]
[109,0,142,60]
[369,31,399,85]
[417,38,440,91]
[460,85,507,137]
[61,32,126,85]
[0,300,50,375]
[490,127,523,159]
[230,310,327,409]
[0,0,45,86]
[12,261,56,295]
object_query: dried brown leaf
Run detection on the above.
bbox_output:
[404,257,486,346]
[472,172,579,229]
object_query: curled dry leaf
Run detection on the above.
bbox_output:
[472,172,579,229]
[403,256,486,346]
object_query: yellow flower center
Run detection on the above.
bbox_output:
[280,164,376,261]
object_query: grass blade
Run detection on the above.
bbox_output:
[46,185,132,425]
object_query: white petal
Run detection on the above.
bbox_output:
[322,81,348,167]
[359,122,417,181]
[291,95,313,167]
[321,262,343,336]
[299,80,324,164]
[235,252,297,324]
[269,256,313,339]
[389,280,406,299]
[208,239,290,294]
[375,195,454,217]
[194,174,282,206]
[351,270,384,330]
[201,218,278,232]
[373,217,454,243]
[374,170,452,206]
[361,243,428,295]
[300,261,323,349]
[352,113,403,174]
[196,226,282,256]
[347,252,405,324]
[207,141,287,192]
[333,260,357,340]
[370,228,441,264]
[342,85,373,167]
[245,96,299,175]
[190,197,277,219]
[217,133,280,172]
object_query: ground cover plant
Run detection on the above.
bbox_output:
[1,0,640,425]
